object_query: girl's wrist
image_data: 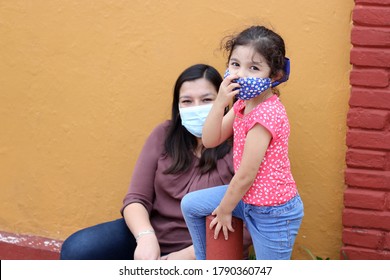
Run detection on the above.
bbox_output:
[217,203,232,214]
[214,100,229,112]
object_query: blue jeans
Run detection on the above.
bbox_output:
[60,218,137,260]
[181,185,304,260]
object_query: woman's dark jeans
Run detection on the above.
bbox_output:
[60,218,136,260]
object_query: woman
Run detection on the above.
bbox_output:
[60,64,238,260]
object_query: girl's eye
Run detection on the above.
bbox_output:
[181,100,191,103]
[230,62,239,67]
[250,66,260,71]
[203,98,214,102]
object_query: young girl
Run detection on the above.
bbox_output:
[181,26,304,260]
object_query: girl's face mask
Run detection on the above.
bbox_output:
[179,104,213,138]
[224,69,271,100]
[224,57,290,100]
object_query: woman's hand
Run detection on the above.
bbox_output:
[159,245,195,260]
[133,234,160,260]
[209,206,234,240]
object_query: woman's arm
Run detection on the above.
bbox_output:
[121,122,169,215]
[120,123,169,259]
[123,203,161,260]
[210,123,272,239]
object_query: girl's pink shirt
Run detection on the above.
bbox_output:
[233,95,297,206]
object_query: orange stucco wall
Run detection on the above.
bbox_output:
[0,0,354,259]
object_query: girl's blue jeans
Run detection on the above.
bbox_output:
[181,185,304,260]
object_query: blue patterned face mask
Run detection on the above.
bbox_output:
[179,104,213,138]
[224,69,271,100]
[224,58,290,100]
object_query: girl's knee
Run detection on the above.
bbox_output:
[181,186,228,216]
[181,190,207,216]
[181,192,196,215]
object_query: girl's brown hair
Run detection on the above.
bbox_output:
[221,26,287,80]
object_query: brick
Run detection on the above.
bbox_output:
[353,6,390,26]
[387,194,390,210]
[350,68,389,87]
[347,130,390,151]
[343,208,390,230]
[346,149,387,169]
[341,246,390,260]
[344,187,386,210]
[356,0,390,5]
[347,108,389,129]
[349,88,390,110]
[345,0,390,261]
[351,48,390,67]
[384,232,390,250]
[342,228,383,249]
[352,26,390,47]
[345,168,390,189]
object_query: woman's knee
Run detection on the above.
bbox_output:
[60,221,114,259]
[60,231,89,260]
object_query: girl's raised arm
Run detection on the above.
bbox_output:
[202,75,239,148]
[202,107,234,148]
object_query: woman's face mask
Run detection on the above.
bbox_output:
[179,104,213,138]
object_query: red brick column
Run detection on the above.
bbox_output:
[343,0,390,259]
[205,215,243,260]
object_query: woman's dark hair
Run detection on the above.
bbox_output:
[222,26,286,80]
[164,64,231,174]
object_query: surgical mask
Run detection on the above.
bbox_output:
[224,57,290,100]
[179,104,213,138]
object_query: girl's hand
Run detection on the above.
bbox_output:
[209,206,235,240]
[215,74,240,108]
[133,234,160,260]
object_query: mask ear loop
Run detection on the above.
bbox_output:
[271,57,290,88]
